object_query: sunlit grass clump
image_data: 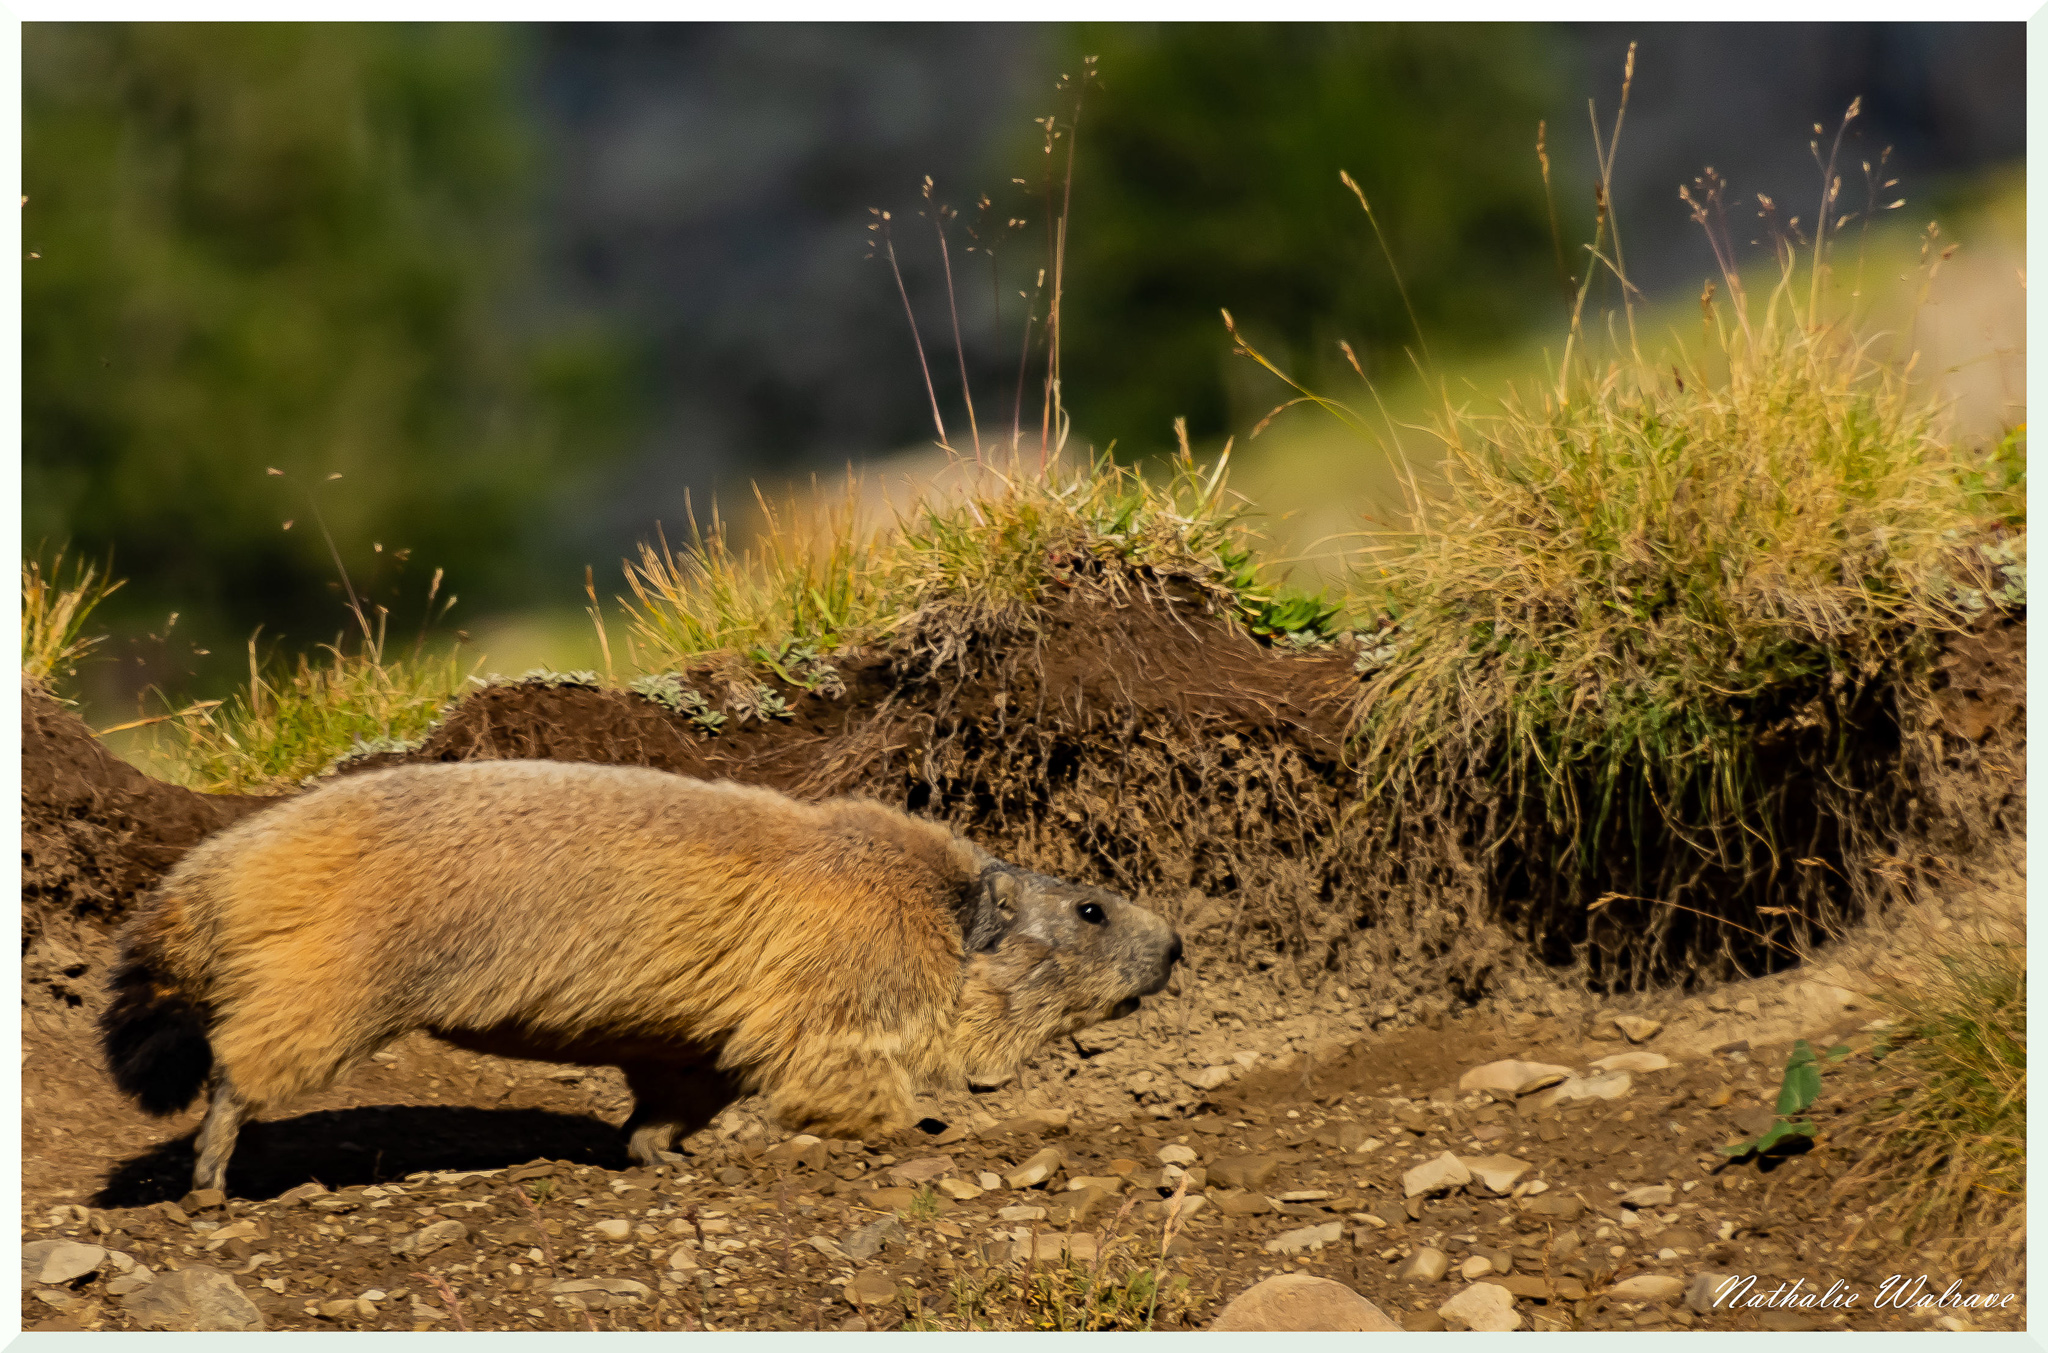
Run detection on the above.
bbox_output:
[22,549,124,694]
[154,634,477,794]
[617,444,1337,677]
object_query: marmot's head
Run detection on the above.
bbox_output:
[950,853,1183,1087]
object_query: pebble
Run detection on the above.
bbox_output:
[1458,1059,1573,1096]
[842,1216,908,1263]
[936,1178,984,1200]
[1210,1274,1402,1331]
[589,1219,633,1242]
[1619,1186,1674,1209]
[1398,1247,1449,1283]
[1263,1222,1343,1255]
[1592,1051,1673,1073]
[1686,1273,1737,1313]
[1458,1255,1494,1279]
[1156,1144,1198,1166]
[1611,1015,1664,1043]
[1439,1282,1520,1332]
[886,1155,954,1185]
[1004,1147,1064,1190]
[391,1219,468,1257]
[1402,1152,1471,1198]
[978,1172,1002,1190]
[1608,1274,1686,1302]
[1531,1070,1634,1108]
[1457,1155,1531,1195]
[1207,1154,1281,1190]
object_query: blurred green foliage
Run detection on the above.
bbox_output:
[1051,23,1573,454]
[24,23,634,691]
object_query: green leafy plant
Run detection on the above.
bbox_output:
[1722,1039,1824,1159]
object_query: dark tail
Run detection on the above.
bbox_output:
[100,943,213,1116]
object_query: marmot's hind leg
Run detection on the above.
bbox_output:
[620,1062,740,1166]
[765,1044,916,1142]
[193,1072,252,1194]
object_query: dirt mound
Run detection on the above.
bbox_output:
[20,591,2025,1007]
[20,682,278,946]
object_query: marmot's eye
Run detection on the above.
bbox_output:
[1077,902,1107,925]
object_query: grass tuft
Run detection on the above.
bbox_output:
[22,549,124,694]
[617,446,1342,680]
[1848,886,2025,1271]
[152,632,476,794]
[1233,104,2029,985]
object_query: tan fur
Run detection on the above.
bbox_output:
[119,760,1180,1183]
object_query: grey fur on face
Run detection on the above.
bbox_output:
[962,862,1181,1015]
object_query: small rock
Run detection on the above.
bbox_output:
[886,1155,955,1186]
[1210,1274,1401,1331]
[547,1277,650,1310]
[589,1219,633,1242]
[1457,1059,1574,1096]
[1686,1272,1738,1313]
[1005,1147,1064,1190]
[1274,1190,1331,1203]
[1213,1191,1276,1216]
[1611,1015,1664,1043]
[977,1172,1002,1190]
[1734,998,1760,1017]
[1398,1247,1449,1283]
[1156,1144,1198,1167]
[1458,1255,1494,1279]
[1264,1222,1343,1255]
[842,1216,909,1263]
[1530,1071,1633,1108]
[996,1206,1048,1223]
[767,1135,831,1170]
[1066,1175,1125,1193]
[1619,1185,1674,1209]
[936,1178,984,1201]
[1607,1274,1686,1302]
[1456,1155,1531,1196]
[107,1270,157,1297]
[177,1189,228,1214]
[1592,1051,1673,1073]
[1402,1152,1471,1198]
[1439,1282,1520,1332]
[120,1265,265,1331]
[1208,1154,1281,1190]
[1496,1274,1552,1300]
[390,1220,468,1257]
[667,1244,701,1270]
[22,1240,107,1287]
[1180,1065,1234,1090]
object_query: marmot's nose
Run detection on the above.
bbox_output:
[1166,934,1184,967]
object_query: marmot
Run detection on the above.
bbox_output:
[99,760,1183,1192]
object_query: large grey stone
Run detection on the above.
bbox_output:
[22,1240,106,1287]
[1211,1274,1401,1331]
[119,1265,266,1331]
[1439,1281,1521,1331]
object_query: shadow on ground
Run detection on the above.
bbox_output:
[92,1105,632,1207]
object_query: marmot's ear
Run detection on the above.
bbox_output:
[960,868,1019,953]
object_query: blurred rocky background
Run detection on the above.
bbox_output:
[24,22,2024,714]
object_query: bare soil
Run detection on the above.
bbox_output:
[17,595,2026,1332]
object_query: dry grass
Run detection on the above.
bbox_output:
[1841,876,2025,1275]
[21,549,124,694]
